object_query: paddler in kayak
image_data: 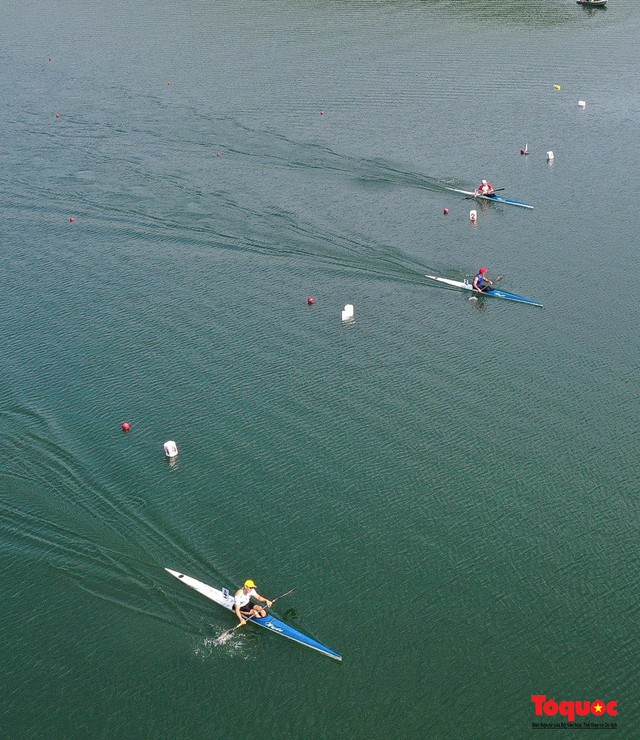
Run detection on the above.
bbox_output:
[234,579,273,625]
[475,179,495,196]
[472,267,494,293]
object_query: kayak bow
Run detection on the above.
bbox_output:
[425,274,543,307]
[446,187,534,209]
[165,568,342,661]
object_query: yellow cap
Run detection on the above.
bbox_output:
[244,579,256,588]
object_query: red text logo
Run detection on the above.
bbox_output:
[532,695,618,723]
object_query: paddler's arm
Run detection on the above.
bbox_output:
[253,592,273,608]
[234,594,247,625]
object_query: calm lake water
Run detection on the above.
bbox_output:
[1,1,637,738]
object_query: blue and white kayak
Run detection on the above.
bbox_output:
[425,274,543,307]
[165,568,342,661]
[446,187,534,209]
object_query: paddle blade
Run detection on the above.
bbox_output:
[215,630,234,646]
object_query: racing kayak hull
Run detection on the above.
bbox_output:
[165,568,342,661]
[446,187,534,209]
[425,274,543,307]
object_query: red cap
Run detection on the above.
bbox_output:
[479,267,488,274]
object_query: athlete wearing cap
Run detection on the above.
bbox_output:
[476,179,495,195]
[472,267,494,293]
[234,579,273,625]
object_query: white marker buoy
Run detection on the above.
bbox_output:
[578,100,586,109]
[469,209,477,222]
[546,151,554,162]
[164,440,178,458]
[341,304,354,321]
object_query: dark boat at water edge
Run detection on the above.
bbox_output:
[576,0,607,8]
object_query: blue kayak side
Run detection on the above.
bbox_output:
[482,193,534,209]
[251,613,343,661]
[485,288,543,307]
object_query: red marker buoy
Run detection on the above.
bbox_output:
[215,152,222,157]
[69,217,75,222]
[443,208,449,215]
[55,113,61,119]
[307,297,315,305]
[320,111,325,116]
[121,422,131,432]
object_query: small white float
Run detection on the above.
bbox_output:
[164,440,178,458]
[341,304,354,321]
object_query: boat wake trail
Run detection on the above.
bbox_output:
[0,404,222,626]
[12,90,445,288]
